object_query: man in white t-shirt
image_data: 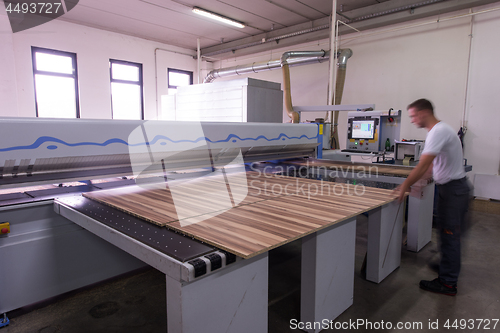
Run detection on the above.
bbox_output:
[395,99,469,296]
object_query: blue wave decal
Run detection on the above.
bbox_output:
[0,136,132,152]
[147,133,318,144]
[0,133,319,152]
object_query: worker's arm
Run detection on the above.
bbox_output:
[395,153,435,202]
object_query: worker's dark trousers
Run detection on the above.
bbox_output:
[436,177,470,285]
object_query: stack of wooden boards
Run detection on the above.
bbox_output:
[83,171,398,258]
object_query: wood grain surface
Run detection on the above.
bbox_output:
[84,171,401,258]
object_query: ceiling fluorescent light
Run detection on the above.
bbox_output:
[192,7,245,28]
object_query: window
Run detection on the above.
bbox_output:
[168,68,193,94]
[32,47,79,118]
[110,59,144,120]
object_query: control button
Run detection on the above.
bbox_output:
[0,222,10,234]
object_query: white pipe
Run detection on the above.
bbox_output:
[326,0,337,122]
[203,24,330,58]
[155,49,158,119]
[338,20,360,32]
[339,6,500,43]
[327,19,340,148]
[334,19,339,105]
[462,9,474,131]
[197,38,201,84]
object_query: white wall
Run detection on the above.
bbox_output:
[464,6,500,177]
[0,12,19,116]
[212,4,500,181]
[0,9,198,120]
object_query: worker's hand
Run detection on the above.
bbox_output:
[393,184,409,203]
[409,178,428,196]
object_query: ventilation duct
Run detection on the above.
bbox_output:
[204,53,329,83]
[281,51,327,123]
[203,49,353,125]
[331,49,353,148]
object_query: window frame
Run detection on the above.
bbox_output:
[109,59,144,120]
[31,46,80,118]
[167,68,193,90]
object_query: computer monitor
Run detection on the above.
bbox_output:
[351,119,376,140]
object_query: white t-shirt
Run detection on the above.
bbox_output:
[422,121,465,184]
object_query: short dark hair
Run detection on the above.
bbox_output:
[407,98,434,114]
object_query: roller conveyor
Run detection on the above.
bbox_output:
[55,196,214,262]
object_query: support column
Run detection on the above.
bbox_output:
[301,218,356,333]
[166,253,268,333]
[407,183,435,252]
[366,201,404,283]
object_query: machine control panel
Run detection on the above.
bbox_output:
[346,117,379,152]
[345,110,402,153]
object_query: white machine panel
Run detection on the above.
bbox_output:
[0,118,318,186]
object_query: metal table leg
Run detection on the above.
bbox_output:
[407,183,435,252]
[166,253,269,333]
[366,201,404,283]
[300,218,357,333]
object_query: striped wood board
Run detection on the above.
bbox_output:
[83,172,401,258]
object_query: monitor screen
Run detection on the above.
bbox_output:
[352,120,375,140]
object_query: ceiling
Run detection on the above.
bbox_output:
[60,0,500,59]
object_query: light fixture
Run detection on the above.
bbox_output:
[192,7,245,28]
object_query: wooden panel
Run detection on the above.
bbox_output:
[83,186,178,226]
[170,182,399,258]
[83,172,292,226]
[84,172,401,258]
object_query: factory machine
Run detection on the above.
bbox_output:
[0,116,407,333]
[0,117,320,331]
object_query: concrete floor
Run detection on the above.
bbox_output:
[3,211,499,333]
